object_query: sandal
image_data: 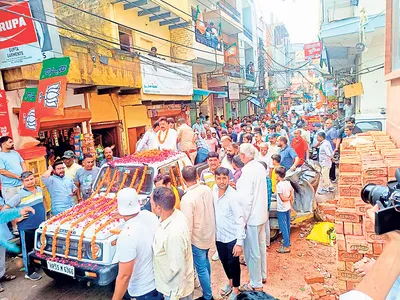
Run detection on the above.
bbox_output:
[0,274,16,282]
[276,246,291,254]
[0,283,3,293]
[220,284,232,296]
[239,283,255,292]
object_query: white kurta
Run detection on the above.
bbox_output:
[154,128,178,150]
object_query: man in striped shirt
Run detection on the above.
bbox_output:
[213,167,245,300]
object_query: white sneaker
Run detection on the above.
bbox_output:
[212,251,219,261]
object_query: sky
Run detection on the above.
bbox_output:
[258,0,321,44]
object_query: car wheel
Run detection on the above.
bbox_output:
[270,229,280,241]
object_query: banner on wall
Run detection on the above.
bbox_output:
[36,57,70,118]
[140,55,193,96]
[19,88,40,137]
[0,90,13,138]
[304,42,322,60]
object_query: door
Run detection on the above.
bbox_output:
[128,126,146,154]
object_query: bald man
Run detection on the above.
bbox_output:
[291,129,309,162]
[100,147,118,166]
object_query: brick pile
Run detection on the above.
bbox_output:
[335,132,400,293]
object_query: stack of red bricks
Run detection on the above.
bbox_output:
[335,132,399,293]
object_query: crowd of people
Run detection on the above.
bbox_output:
[0,108,373,298]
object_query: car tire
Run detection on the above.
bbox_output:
[270,229,280,241]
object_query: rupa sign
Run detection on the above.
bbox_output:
[0,1,62,69]
[0,1,42,69]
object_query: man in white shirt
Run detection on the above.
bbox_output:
[155,117,178,151]
[136,122,160,152]
[237,144,268,290]
[343,99,354,120]
[213,167,245,299]
[151,187,194,300]
[300,123,311,145]
[267,134,279,160]
[275,124,288,140]
[112,188,161,300]
[258,142,272,174]
[181,167,215,300]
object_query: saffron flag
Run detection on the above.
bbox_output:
[19,88,40,137]
[195,6,206,35]
[0,90,13,138]
[35,57,70,118]
[36,76,68,118]
[316,82,326,109]
[225,43,237,58]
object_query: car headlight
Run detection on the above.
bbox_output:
[85,243,102,260]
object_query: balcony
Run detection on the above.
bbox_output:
[243,26,253,41]
[224,64,245,79]
[203,1,243,35]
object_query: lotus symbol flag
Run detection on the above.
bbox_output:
[42,81,61,108]
[25,108,37,130]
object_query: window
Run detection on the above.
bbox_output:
[392,0,400,70]
[118,26,133,52]
[356,121,383,132]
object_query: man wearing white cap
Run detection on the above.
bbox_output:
[112,188,161,300]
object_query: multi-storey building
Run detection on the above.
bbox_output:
[320,0,386,114]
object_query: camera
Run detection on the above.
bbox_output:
[361,168,400,235]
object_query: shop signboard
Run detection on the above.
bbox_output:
[0,1,63,70]
[0,2,42,69]
[228,82,239,100]
[0,90,13,138]
[140,56,193,96]
[304,42,322,60]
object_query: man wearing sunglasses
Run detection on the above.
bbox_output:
[4,171,45,281]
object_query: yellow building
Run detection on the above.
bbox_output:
[3,0,198,155]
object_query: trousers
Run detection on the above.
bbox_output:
[277,210,291,248]
[244,223,267,288]
[216,240,241,288]
[191,245,212,300]
[20,229,36,275]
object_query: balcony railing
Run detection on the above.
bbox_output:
[246,72,255,81]
[217,0,241,23]
[195,29,222,51]
[244,26,253,41]
[223,64,245,78]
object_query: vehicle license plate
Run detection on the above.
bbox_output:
[47,261,75,277]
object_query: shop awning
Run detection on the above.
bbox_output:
[249,97,262,108]
[192,89,228,101]
[13,106,92,130]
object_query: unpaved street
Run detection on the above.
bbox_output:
[0,222,338,300]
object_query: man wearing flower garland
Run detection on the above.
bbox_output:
[155,117,178,151]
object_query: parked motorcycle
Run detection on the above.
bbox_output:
[269,160,321,241]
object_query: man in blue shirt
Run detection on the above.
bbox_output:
[0,136,26,202]
[192,117,205,134]
[0,136,26,235]
[100,147,118,167]
[75,154,100,202]
[42,160,77,216]
[324,119,338,182]
[6,171,45,281]
[277,136,300,172]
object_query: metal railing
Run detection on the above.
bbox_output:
[217,0,241,23]
[223,64,245,78]
[244,26,253,41]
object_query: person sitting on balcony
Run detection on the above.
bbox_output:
[206,22,219,49]
[149,46,158,57]
[246,62,255,77]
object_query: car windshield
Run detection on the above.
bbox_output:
[93,165,154,195]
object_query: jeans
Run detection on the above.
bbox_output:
[244,223,267,288]
[130,289,163,300]
[164,295,193,300]
[191,245,212,300]
[329,162,336,181]
[195,148,209,164]
[277,210,291,248]
[20,229,36,275]
[216,240,241,288]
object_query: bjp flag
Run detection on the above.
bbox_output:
[316,82,326,109]
[36,76,67,118]
[195,6,206,35]
[19,88,40,137]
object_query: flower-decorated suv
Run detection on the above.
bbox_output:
[29,150,195,286]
